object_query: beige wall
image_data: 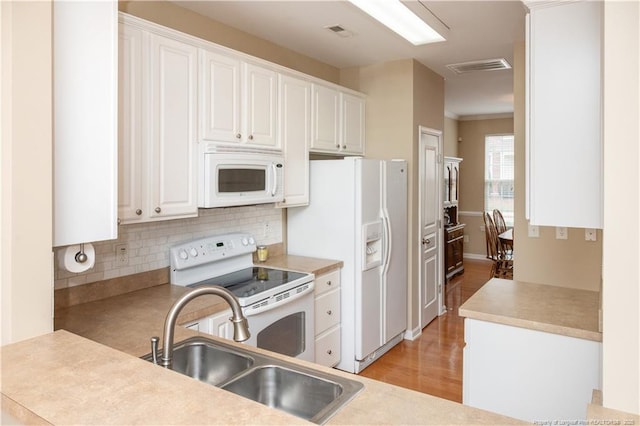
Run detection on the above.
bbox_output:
[119,1,340,84]
[512,41,602,292]
[457,118,513,257]
[349,59,444,335]
[602,1,639,414]
[443,116,459,158]
[1,1,54,344]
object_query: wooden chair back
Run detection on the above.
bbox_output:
[492,209,513,253]
[483,212,500,261]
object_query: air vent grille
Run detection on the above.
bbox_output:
[324,24,354,38]
[446,58,512,74]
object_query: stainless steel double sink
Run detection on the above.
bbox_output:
[142,336,364,424]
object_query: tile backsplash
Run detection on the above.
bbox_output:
[54,205,283,290]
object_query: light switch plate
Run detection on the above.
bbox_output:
[528,224,539,238]
[585,228,597,241]
[556,227,568,240]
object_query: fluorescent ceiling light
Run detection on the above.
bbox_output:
[348,0,445,45]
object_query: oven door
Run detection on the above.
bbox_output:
[242,284,315,362]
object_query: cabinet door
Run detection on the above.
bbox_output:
[118,24,144,223]
[199,49,241,143]
[207,309,233,339]
[244,63,279,148]
[527,1,602,228]
[311,84,340,152]
[277,74,310,207]
[148,33,198,220]
[341,93,365,155]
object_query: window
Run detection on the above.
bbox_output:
[485,134,514,226]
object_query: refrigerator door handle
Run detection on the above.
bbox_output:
[381,213,392,276]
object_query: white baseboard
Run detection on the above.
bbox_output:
[404,326,422,341]
[464,252,489,260]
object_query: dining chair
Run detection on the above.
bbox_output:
[493,209,513,256]
[483,212,513,279]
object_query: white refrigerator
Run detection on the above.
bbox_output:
[287,157,408,373]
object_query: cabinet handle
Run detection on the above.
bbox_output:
[327,349,332,355]
[327,310,332,315]
[422,238,431,245]
[248,135,254,140]
[342,145,346,149]
[155,207,161,213]
[136,209,142,216]
[326,280,332,286]
[335,144,340,148]
[236,133,242,139]
[117,218,121,225]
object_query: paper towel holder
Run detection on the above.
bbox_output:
[75,243,88,264]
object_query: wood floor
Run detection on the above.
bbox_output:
[359,259,493,403]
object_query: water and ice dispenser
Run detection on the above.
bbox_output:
[362,221,383,270]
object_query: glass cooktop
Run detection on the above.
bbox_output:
[188,266,308,301]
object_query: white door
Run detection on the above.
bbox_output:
[199,49,241,144]
[148,33,198,219]
[244,63,278,148]
[276,74,311,207]
[419,127,443,329]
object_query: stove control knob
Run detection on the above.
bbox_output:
[241,237,249,246]
[248,237,255,245]
[189,247,198,257]
[178,249,188,260]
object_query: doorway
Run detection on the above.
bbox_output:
[418,126,444,330]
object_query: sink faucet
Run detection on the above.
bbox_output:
[153,285,250,367]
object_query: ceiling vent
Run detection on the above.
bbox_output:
[325,24,354,38]
[446,58,512,74]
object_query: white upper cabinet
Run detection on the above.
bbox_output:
[277,74,311,208]
[311,84,341,152]
[526,1,603,229]
[244,63,279,148]
[199,50,279,150]
[311,84,365,156]
[341,92,366,155]
[147,33,199,219]
[118,15,198,225]
[198,49,242,144]
[53,0,118,246]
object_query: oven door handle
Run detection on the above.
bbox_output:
[243,281,315,317]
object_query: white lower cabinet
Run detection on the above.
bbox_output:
[184,308,233,339]
[463,318,601,422]
[314,269,341,367]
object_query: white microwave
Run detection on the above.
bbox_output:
[199,147,284,208]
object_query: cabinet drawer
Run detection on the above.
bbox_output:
[314,269,341,296]
[315,288,341,333]
[445,226,464,241]
[315,326,341,367]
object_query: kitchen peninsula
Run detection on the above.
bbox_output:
[1,257,526,425]
[459,278,602,422]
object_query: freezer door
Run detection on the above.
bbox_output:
[356,267,383,360]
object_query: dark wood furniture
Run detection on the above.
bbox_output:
[445,223,465,280]
[443,157,464,282]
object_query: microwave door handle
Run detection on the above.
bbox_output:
[270,163,277,196]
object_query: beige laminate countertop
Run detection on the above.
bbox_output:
[3,257,526,425]
[459,278,602,342]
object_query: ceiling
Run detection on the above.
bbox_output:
[175,0,527,118]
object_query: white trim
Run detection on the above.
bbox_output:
[445,110,460,120]
[404,326,422,341]
[458,113,514,121]
[460,210,484,217]
[464,253,489,261]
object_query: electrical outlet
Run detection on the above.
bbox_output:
[115,244,129,265]
[556,227,568,240]
[528,224,539,238]
[585,228,597,241]
[263,221,271,238]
